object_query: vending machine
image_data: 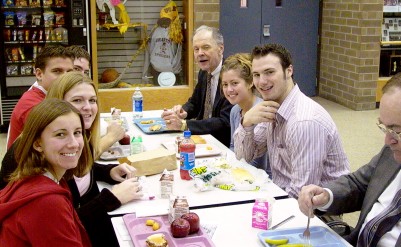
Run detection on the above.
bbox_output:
[0,0,91,129]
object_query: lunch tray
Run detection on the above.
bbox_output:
[258,226,348,247]
[134,117,180,134]
[99,145,130,160]
[123,214,215,247]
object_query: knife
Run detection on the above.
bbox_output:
[270,215,295,230]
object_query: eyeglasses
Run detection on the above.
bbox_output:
[377,122,401,141]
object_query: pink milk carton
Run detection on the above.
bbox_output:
[252,197,274,230]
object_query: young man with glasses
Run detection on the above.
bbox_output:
[298,72,401,246]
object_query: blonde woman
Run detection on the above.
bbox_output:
[47,71,142,246]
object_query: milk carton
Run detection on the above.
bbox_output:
[252,197,274,230]
[160,170,174,199]
[168,195,189,223]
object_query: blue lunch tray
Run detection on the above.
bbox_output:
[258,226,348,247]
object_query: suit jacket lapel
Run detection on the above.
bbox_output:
[360,158,401,226]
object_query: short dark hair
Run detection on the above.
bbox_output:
[66,45,91,62]
[251,43,293,72]
[35,45,75,70]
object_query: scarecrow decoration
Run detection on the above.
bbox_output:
[98,1,183,88]
[142,1,183,85]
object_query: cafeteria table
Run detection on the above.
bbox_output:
[98,111,288,216]
[111,198,352,247]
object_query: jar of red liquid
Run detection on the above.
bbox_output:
[179,130,195,180]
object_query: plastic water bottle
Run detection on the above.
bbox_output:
[130,135,143,154]
[179,130,195,180]
[132,87,143,119]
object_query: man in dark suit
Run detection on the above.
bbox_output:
[161,25,233,147]
[298,73,401,246]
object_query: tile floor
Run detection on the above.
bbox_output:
[0,96,384,227]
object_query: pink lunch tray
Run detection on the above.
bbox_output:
[123,214,215,247]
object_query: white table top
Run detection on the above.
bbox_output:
[111,198,352,247]
[98,111,288,215]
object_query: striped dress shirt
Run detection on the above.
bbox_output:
[234,85,350,198]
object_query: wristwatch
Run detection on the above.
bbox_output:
[180,120,187,131]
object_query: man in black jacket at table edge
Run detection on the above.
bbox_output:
[161,25,232,147]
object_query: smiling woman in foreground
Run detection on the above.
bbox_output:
[0,98,92,246]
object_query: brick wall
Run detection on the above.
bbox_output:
[194,0,220,29]
[319,1,383,110]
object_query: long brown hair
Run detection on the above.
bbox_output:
[47,71,101,158]
[9,99,92,182]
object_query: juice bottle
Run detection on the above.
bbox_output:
[179,130,195,180]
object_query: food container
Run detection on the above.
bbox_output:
[160,170,174,199]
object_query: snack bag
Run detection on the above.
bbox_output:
[192,158,271,192]
[43,11,54,27]
[17,30,24,41]
[29,0,39,7]
[6,65,18,76]
[16,11,27,25]
[43,0,52,6]
[11,48,19,61]
[15,0,28,6]
[54,0,64,6]
[4,29,11,41]
[20,64,33,75]
[32,14,41,26]
[55,12,64,25]
[3,0,14,6]
[4,12,15,26]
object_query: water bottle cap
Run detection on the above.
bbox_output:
[183,130,191,137]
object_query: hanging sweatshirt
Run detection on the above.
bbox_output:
[0,175,91,247]
[143,26,182,76]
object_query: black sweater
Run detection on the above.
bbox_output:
[1,142,121,247]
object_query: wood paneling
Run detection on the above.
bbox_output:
[98,86,191,112]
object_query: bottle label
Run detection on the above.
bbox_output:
[134,100,143,112]
[130,137,143,154]
[180,152,195,170]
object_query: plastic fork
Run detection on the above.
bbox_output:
[302,206,312,247]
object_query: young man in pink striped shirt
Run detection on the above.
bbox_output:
[234,43,350,198]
